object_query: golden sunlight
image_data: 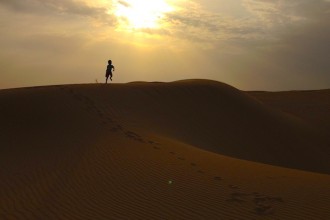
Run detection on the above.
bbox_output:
[114,0,174,30]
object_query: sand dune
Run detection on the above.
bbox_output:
[1,80,330,219]
[249,89,330,134]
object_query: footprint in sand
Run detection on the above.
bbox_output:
[96,110,104,117]
[106,117,114,123]
[253,195,283,215]
[62,88,121,130]
[213,176,223,181]
[229,184,240,189]
[82,96,91,102]
[226,192,249,203]
[226,190,283,216]
[124,131,145,143]
[65,88,101,115]
[254,204,274,215]
[253,192,283,202]
[109,127,118,132]
[109,125,122,132]
[148,140,162,150]
[73,94,83,101]
[148,140,161,145]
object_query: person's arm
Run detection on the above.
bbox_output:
[113,65,115,71]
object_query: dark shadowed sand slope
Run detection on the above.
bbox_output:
[1,79,330,219]
[248,89,330,134]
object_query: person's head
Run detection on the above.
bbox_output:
[108,60,112,64]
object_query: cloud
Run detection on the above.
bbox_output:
[0,0,119,89]
[220,0,330,89]
[1,0,329,90]
[242,1,330,70]
[161,0,330,45]
[118,0,130,8]
[161,2,263,44]
[0,0,116,24]
[243,0,330,25]
[161,0,330,89]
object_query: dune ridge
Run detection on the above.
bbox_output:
[1,79,330,219]
[64,79,330,173]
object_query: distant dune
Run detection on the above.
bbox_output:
[1,80,330,219]
[249,89,330,134]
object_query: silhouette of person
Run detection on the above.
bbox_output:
[105,60,115,83]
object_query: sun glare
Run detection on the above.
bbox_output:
[114,0,173,30]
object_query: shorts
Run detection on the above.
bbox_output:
[106,72,112,77]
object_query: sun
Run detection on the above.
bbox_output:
[114,0,173,30]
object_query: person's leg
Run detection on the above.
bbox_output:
[106,76,108,84]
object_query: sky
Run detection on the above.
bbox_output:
[1,0,330,91]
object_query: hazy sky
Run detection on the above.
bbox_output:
[1,0,330,90]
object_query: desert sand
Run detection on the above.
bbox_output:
[1,79,330,219]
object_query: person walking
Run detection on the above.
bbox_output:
[105,60,115,83]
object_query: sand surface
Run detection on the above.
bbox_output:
[249,90,330,134]
[1,80,330,219]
